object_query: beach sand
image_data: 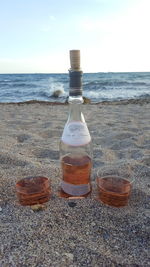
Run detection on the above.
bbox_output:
[0,100,150,266]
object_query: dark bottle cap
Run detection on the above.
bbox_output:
[69,70,83,96]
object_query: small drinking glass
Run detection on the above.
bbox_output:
[16,176,51,206]
[97,163,134,207]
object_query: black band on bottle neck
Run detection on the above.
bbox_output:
[69,70,83,96]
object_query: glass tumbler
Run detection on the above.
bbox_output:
[97,163,134,207]
[16,176,51,206]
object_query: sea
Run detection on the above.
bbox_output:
[0,72,150,103]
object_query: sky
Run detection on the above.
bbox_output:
[0,0,150,73]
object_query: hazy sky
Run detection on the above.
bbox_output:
[0,0,150,73]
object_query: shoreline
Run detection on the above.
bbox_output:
[0,96,150,106]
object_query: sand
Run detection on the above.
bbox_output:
[0,100,150,266]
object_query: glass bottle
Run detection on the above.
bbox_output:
[59,50,92,197]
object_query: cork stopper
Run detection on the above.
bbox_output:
[70,50,81,70]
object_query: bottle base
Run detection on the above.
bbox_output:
[58,188,91,199]
[59,181,92,199]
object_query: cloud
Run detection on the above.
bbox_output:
[49,15,56,21]
[40,15,56,32]
[80,0,150,34]
[79,0,150,71]
[0,53,69,73]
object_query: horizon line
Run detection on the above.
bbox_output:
[0,71,150,75]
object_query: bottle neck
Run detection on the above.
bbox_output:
[67,96,85,122]
[69,70,83,97]
[68,68,84,122]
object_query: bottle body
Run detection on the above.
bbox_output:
[60,147,92,196]
[60,97,92,196]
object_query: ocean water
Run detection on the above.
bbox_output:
[0,72,150,103]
